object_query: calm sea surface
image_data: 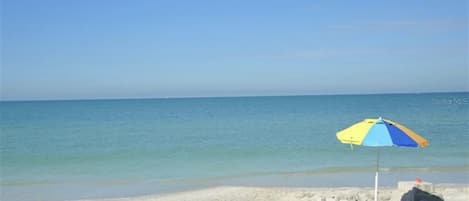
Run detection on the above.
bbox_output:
[1,93,468,200]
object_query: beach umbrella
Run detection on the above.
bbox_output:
[336,117,429,201]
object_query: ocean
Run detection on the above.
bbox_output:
[1,92,468,201]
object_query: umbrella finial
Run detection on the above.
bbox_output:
[378,117,384,122]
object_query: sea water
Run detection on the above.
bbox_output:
[1,93,468,200]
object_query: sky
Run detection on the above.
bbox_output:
[1,0,468,100]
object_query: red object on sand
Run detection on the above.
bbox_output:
[416,177,422,183]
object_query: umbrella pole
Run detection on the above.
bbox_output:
[374,147,380,201]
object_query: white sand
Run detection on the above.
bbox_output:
[86,184,468,201]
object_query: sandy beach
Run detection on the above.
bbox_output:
[87,184,468,201]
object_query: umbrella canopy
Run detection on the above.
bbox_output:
[337,117,428,147]
[336,117,429,201]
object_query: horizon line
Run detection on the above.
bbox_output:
[1,90,468,102]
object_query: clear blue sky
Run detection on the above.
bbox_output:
[1,0,468,100]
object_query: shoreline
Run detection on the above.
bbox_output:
[3,170,468,201]
[82,184,469,201]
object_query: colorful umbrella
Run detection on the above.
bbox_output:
[336,117,428,201]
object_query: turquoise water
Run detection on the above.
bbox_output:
[1,93,468,200]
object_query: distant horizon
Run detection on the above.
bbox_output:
[1,90,467,102]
